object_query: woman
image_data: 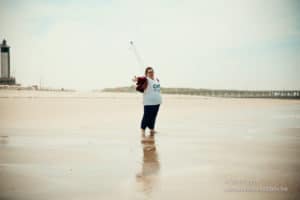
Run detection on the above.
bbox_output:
[132,67,162,136]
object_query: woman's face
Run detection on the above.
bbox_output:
[147,69,154,79]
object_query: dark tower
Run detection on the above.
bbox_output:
[0,39,15,85]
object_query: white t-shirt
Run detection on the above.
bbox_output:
[143,77,162,105]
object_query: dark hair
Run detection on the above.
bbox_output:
[145,66,153,76]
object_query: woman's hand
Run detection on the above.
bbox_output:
[132,76,137,83]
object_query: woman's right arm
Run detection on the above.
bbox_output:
[133,76,147,84]
[132,76,137,83]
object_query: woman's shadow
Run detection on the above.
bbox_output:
[136,135,160,195]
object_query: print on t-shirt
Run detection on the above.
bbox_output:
[153,83,160,92]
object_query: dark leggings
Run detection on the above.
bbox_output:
[141,104,160,130]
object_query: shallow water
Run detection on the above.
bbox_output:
[0,91,300,200]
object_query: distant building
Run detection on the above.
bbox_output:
[0,39,16,85]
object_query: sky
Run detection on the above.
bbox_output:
[0,0,299,90]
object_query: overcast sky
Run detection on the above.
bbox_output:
[0,0,299,90]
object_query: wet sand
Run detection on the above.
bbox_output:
[0,90,300,200]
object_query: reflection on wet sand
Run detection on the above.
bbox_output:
[0,136,8,145]
[136,135,160,196]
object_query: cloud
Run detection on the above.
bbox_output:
[0,0,299,90]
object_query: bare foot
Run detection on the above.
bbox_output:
[150,129,156,136]
[141,129,146,137]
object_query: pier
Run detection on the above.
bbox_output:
[161,88,300,99]
[102,86,300,99]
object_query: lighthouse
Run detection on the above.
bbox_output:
[0,39,15,85]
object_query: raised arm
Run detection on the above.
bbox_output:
[132,76,138,83]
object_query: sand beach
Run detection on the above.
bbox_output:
[0,90,299,200]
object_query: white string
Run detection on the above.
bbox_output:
[129,41,145,74]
